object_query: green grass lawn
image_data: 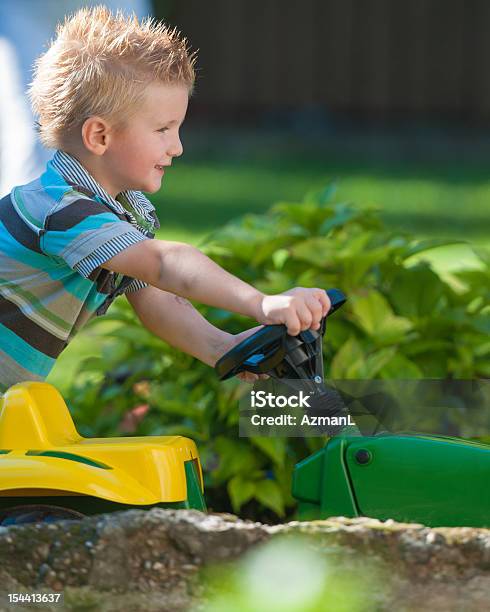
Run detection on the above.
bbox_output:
[47,145,489,392]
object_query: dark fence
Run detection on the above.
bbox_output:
[165,0,490,120]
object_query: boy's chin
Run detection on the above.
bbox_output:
[128,181,161,195]
[140,185,161,194]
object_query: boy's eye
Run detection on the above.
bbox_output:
[157,127,169,133]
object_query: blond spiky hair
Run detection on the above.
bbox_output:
[29,5,197,149]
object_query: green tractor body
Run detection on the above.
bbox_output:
[293,433,490,527]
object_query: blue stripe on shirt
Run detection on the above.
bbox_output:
[42,213,124,257]
[0,324,56,377]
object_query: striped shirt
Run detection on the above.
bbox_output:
[0,150,160,391]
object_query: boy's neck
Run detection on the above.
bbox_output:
[60,147,121,198]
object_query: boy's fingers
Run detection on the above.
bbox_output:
[317,290,331,316]
[294,301,313,331]
[306,295,323,327]
[237,372,270,381]
[237,371,255,382]
[285,311,301,336]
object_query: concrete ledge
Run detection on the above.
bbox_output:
[1,510,489,611]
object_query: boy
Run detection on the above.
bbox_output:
[0,7,330,391]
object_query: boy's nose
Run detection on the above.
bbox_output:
[169,136,183,158]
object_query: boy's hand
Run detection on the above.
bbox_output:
[255,288,331,336]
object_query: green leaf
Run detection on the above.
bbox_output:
[250,437,286,466]
[472,246,490,266]
[329,336,364,379]
[339,248,393,286]
[272,248,289,270]
[335,231,373,256]
[402,238,466,259]
[271,202,333,233]
[379,353,423,379]
[390,264,446,318]
[76,356,107,373]
[254,479,285,517]
[305,183,337,205]
[150,396,204,419]
[213,437,263,482]
[290,237,336,266]
[362,347,397,378]
[404,339,453,357]
[475,340,490,357]
[228,476,256,513]
[351,290,413,344]
[319,206,363,234]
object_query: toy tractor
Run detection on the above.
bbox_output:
[0,382,205,525]
[216,289,490,528]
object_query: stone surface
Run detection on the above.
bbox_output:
[0,509,489,611]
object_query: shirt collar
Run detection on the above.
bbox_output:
[50,150,159,231]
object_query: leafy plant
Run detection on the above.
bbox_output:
[65,185,489,521]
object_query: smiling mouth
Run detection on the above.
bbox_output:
[155,165,165,171]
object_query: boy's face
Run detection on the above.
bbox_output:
[103,82,189,196]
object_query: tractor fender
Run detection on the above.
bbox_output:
[0,454,160,505]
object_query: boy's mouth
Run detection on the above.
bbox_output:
[155,164,165,171]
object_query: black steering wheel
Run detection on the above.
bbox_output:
[215,288,346,381]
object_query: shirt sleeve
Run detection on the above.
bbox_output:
[124,278,149,293]
[41,196,149,278]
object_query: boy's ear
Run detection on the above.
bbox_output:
[81,116,111,155]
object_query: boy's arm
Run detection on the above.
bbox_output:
[102,239,330,335]
[126,285,259,368]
